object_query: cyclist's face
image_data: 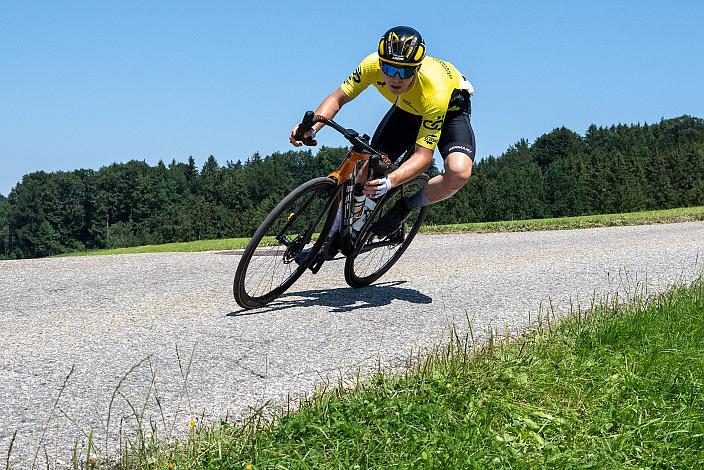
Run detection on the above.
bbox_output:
[384,73,415,95]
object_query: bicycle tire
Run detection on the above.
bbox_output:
[344,174,429,288]
[234,177,338,309]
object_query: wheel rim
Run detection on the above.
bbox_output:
[349,178,427,282]
[240,182,335,303]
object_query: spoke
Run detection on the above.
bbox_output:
[267,250,279,296]
[249,247,280,297]
[356,237,392,278]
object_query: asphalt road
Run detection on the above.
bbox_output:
[1,222,703,467]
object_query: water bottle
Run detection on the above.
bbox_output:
[351,183,365,219]
[352,184,376,232]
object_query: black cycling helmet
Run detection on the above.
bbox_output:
[378,26,426,66]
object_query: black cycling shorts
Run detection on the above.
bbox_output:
[370,95,476,162]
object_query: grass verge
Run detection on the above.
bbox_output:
[121,278,704,469]
[422,205,704,234]
[54,237,253,257]
[56,205,704,257]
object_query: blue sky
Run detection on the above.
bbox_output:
[1,1,703,196]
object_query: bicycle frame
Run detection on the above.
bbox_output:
[331,147,413,255]
[283,111,417,262]
[274,150,367,252]
[234,112,430,307]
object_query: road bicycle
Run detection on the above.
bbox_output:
[233,111,430,309]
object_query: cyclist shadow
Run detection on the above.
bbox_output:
[228,280,432,316]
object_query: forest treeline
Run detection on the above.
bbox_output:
[1,115,703,259]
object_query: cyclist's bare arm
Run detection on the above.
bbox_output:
[388,144,432,186]
[289,89,352,147]
[361,144,432,196]
[312,89,353,131]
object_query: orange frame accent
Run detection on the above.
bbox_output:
[328,150,369,185]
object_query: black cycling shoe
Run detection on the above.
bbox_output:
[371,198,412,237]
[295,231,342,266]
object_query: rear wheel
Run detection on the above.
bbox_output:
[344,175,429,288]
[234,177,338,309]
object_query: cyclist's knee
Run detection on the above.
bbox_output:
[444,152,473,189]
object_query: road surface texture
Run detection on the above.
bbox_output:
[1,222,703,467]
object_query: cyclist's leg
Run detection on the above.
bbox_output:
[372,106,475,235]
[424,152,473,202]
[413,107,476,206]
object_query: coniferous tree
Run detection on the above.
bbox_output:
[2,115,703,259]
[0,194,9,258]
[6,172,63,258]
[532,127,584,170]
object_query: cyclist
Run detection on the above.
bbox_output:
[290,26,475,258]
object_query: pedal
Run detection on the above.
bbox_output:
[308,256,325,274]
[340,233,354,257]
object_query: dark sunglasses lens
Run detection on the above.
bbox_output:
[381,62,415,78]
[398,67,415,78]
[380,62,396,76]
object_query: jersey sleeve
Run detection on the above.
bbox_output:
[339,53,378,100]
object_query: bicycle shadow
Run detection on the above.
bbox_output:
[227,280,432,316]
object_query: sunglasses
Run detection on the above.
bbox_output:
[380,61,418,79]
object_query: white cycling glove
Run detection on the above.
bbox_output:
[373,176,393,198]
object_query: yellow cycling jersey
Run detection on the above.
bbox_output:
[340,52,473,150]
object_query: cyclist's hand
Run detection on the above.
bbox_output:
[289,125,317,147]
[364,176,393,198]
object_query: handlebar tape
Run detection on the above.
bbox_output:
[293,111,315,141]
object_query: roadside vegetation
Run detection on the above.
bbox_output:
[2,115,703,259]
[51,205,704,257]
[106,278,704,469]
[422,205,704,234]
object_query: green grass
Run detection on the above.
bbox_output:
[54,237,252,257]
[56,205,704,257]
[422,205,704,234]
[120,279,704,469]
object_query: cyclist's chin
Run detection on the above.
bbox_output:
[388,84,404,95]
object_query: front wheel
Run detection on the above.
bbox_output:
[344,175,429,288]
[234,177,338,309]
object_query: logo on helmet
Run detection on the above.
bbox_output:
[379,26,426,66]
[388,33,418,60]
